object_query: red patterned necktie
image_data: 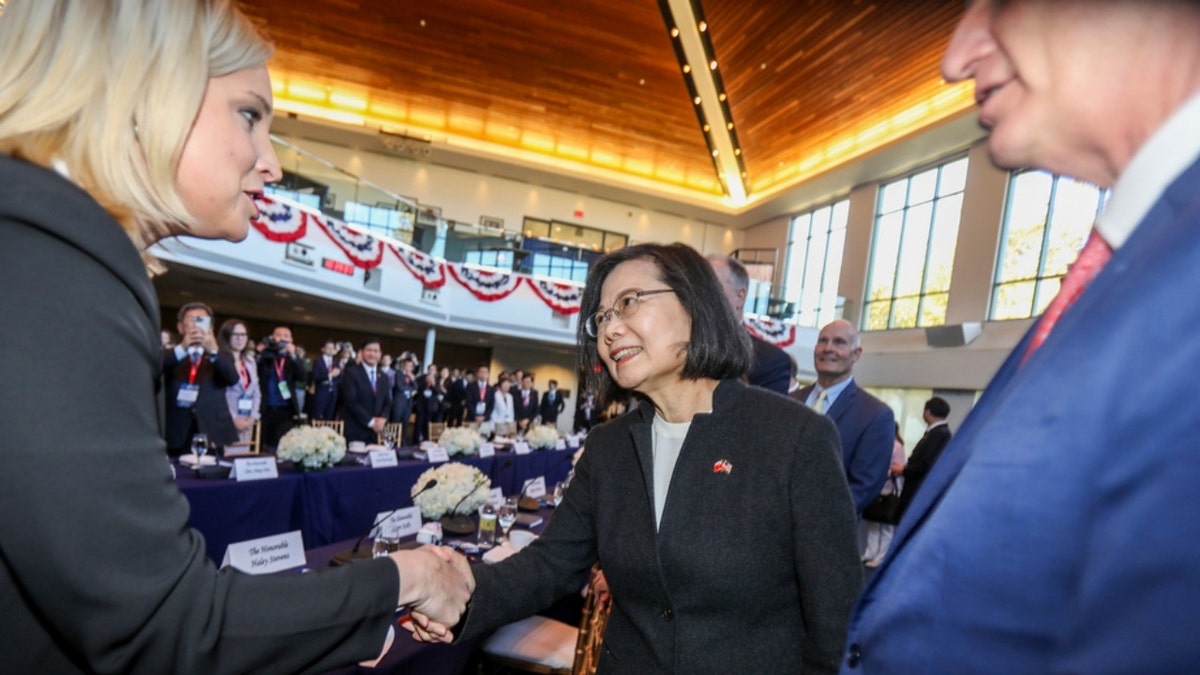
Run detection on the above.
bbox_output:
[1021,229,1113,365]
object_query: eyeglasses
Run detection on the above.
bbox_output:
[584,288,675,338]
[230,332,248,338]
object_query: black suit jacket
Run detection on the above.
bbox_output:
[513,387,539,421]
[460,380,861,673]
[896,422,951,518]
[340,363,393,443]
[748,335,792,395]
[462,381,494,421]
[538,388,565,422]
[0,155,398,673]
[161,348,239,451]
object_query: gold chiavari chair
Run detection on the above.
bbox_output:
[223,420,261,456]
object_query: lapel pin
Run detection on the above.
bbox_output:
[713,459,732,475]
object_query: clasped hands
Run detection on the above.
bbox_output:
[389,546,474,643]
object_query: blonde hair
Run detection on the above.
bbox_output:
[0,0,272,248]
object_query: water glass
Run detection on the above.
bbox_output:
[372,534,401,558]
[497,497,518,544]
[477,502,497,546]
[552,481,565,507]
[190,433,209,465]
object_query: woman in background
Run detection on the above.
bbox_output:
[218,318,261,444]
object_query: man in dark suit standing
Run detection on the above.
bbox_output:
[708,254,791,395]
[462,364,494,425]
[895,396,951,519]
[340,337,392,445]
[444,367,466,427]
[795,319,894,516]
[162,302,238,455]
[390,353,417,444]
[513,373,539,432]
[307,339,341,421]
[258,325,302,450]
[539,379,566,428]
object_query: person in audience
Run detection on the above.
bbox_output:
[162,302,239,456]
[490,376,516,426]
[894,396,951,521]
[444,365,467,427]
[390,352,417,444]
[414,368,441,443]
[0,1,471,671]
[410,243,861,672]
[307,338,342,421]
[861,422,906,568]
[161,329,174,349]
[464,364,495,424]
[513,373,539,431]
[293,343,310,414]
[844,2,1200,671]
[539,378,566,428]
[708,254,792,395]
[258,324,302,449]
[576,389,597,432]
[218,318,261,444]
[340,337,392,445]
[795,320,895,518]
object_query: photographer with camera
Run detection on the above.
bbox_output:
[258,325,302,450]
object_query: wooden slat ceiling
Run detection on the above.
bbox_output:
[238,0,968,210]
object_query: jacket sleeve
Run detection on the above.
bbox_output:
[846,403,896,513]
[340,368,372,427]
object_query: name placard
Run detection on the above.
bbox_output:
[232,457,279,482]
[555,438,567,450]
[522,476,547,499]
[370,506,422,539]
[567,434,582,449]
[222,530,305,574]
[513,441,532,455]
[489,487,504,506]
[478,443,495,458]
[368,449,398,468]
[426,446,450,463]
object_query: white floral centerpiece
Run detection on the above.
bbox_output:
[412,462,491,519]
[276,425,346,470]
[437,427,484,457]
[525,424,560,450]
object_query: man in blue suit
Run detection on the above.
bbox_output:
[795,319,894,517]
[842,2,1200,672]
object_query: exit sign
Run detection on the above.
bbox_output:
[322,258,354,276]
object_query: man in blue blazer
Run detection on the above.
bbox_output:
[795,319,894,516]
[842,2,1200,672]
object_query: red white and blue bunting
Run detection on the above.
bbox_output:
[525,278,583,314]
[391,244,447,288]
[448,264,522,301]
[310,214,385,269]
[744,316,796,347]
[250,195,306,242]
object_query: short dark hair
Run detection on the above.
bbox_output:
[925,396,950,419]
[176,302,212,322]
[359,337,382,350]
[578,243,753,405]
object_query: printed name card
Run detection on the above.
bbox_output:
[222,530,306,574]
[368,449,398,468]
[555,438,567,450]
[522,476,547,499]
[513,441,532,455]
[490,487,504,506]
[232,457,279,482]
[567,434,582,449]
[426,446,450,463]
[371,506,422,539]
[478,442,495,458]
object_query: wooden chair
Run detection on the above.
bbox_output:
[479,565,612,675]
[311,419,344,436]
[379,422,404,445]
[428,422,447,442]
[495,421,517,438]
[223,420,261,457]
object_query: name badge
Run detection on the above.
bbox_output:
[232,457,278,481]
[278,381,292,400]
[522,476,547,499]
[513,441,531,455]
[478,442,495,458]
[475,402,487,415]
[371,506,422,539]
[368,448,398,468]
[176,384,199,408]
[423,390,432,398]
[221,530,305,574]
[555,438,567,450]
[426,446,450,463]
[237,395,254,416]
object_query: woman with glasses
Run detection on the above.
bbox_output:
[218,318,261,444]
[422,243,862,673]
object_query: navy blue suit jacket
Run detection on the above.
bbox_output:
[748,335,791,395]
[339,364,392,444]
[797,380,894,514]
[841,156,1200,673]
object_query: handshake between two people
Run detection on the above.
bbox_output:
[389,545,475,643]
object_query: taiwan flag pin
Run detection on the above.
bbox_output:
[713,459,732,475]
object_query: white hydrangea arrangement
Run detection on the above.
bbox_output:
[276,425,346,470]
[525,424,560,450]
[437,427,484,457]
[412,462,491,519]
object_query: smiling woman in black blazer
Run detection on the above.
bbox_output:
[425,243,862,673]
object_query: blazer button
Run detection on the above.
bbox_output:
[847,643,862,668]
[661,608,673,621]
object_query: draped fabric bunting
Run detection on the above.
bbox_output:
[447,264,522,301]
[250,195,306,242]
[309,213,385,269]
[391,244,447,288]
[525,278,583,314]
[744,316,796,347]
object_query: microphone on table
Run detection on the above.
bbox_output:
[517,450,576,511]
[441,459,513,535]
[330,478,439,565]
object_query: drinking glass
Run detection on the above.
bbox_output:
[477,502,497,546]
[497,497,518,544]
[372,534,400,558]
[552,481,565,507]
[190,433,209,467]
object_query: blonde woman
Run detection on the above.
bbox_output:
[0,1,470,671]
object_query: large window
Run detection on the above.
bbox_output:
[864,156,968,330]
[343,200,415,244]
[783,200,849,328]
[990,170,1107,320]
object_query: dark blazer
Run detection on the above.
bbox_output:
[895,422,951,518]
[796,380,894,513]
[390,369,416,424]
[513,387,539,422]
[444,376,467,424]
[841,156,1200,673]
[340,362,393,443]
[462,380,494,421]
[538,388,566,424]
[307,354,340,419]
[748,335,791,395]
[161,348,240,452]
[258,350,302,413]
[460,379,861,673]
[0,155,397,673]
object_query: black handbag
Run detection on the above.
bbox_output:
[862,478,902,524]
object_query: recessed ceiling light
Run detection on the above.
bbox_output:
[698,21,707,32]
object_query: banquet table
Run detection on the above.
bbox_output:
[178,447,576,565]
